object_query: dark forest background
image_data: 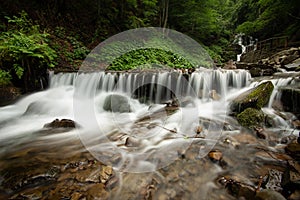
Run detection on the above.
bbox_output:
[1,0,300,90]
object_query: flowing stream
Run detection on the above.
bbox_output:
[0,69,298,199]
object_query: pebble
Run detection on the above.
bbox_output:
[208,150,222,161]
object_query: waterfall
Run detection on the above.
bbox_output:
[49,69,251,103]
[268,77,294,108]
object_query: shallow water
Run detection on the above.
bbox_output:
[0,70,298,199]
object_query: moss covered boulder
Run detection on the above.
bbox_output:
[230,81,274,113]
[237,108,265,128]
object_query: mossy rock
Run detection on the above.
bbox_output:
[237,108,265,128]
[231,81,274,113]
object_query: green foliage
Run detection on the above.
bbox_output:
[49,26,90,68]
[0,69,12,86]
[234,0,300,39]
[0,11,57,90]
[107,48,193,70]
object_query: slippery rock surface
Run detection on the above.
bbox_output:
[230,81,274,113]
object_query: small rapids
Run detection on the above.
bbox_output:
[0,69,298,199]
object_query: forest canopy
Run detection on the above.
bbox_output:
[0,0,300,89]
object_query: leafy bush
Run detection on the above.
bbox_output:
[0,11,57,90]
[107,48,193,70]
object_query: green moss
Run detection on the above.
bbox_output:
[237,108,265,128]
[247,81,274,108]
[231,81,274,113]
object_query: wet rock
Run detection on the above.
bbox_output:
[0,86,21,106]
[24,101,49,115]
[292,120,300,129]
[125,137,141,147]
[195,126,203,134]
[281,54,299,66]
[223,60,237,69]
[230,132,258,145]
[255,127,267,139]
[282,160,300,198]
[219,177,256,199]
[285,142,300,159]
[255,189,286,200]
[44,118,76,129]
[284,58,300,71]
[103,94,132,113]
[237,108,265,128]
[209,90,221,100]
[86,183,109,199]
[100,166,113,184]
[74,167,101,183]
[288,190,300,200]
[70,192,82,200]
[262,169,283,192]
[208,150,223,162]
[250,67,263,77]
[230,81,274,113]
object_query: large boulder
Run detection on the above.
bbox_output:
[103,94,132,113]
[230,81,274,113]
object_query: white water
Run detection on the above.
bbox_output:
[0,69,297,172]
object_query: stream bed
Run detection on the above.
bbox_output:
[0,69,299,199]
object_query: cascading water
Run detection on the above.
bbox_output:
[0,69,251,163]
[1,69,299,199]
[50,69,251,102]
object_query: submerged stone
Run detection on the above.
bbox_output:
[230,81,274,113]
[103,94,132,113]
[237,108,265,128]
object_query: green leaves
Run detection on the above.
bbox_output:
[0,69,12,86]
[234,0,300,39]
[0,11,57,80]
[107,48,193,71]
[13,64,24,79]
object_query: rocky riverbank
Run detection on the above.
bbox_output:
[236,47,300,77]
[0,107,299,199]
